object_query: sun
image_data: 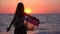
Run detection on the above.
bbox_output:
[24,8,32,14]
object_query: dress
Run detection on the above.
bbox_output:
[14,16,27,34]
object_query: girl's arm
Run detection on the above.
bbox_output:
[7,16,15,32]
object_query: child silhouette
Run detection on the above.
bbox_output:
[7,2,27,34]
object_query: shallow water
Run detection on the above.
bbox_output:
[0,14,60,34]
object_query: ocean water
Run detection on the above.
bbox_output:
[0,14,60,34]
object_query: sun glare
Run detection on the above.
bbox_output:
[24,8,32,14]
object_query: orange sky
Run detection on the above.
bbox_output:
[0,0,60,14]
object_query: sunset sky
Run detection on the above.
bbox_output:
[0,0,60,14]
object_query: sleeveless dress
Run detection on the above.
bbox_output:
[14,16,27,34]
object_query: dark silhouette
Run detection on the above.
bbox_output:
[6,2,39,34]
[7,2,27,34]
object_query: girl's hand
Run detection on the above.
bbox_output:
[6,27,10,32]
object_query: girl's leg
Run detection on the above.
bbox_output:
[14,26,27,34]
[20,25,27,34]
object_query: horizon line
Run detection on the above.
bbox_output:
[0,14,60,15]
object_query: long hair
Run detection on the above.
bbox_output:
[15,2,24,18]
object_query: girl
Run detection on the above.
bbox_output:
[7,2,27,34]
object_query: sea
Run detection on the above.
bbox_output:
[0,14,60,34]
